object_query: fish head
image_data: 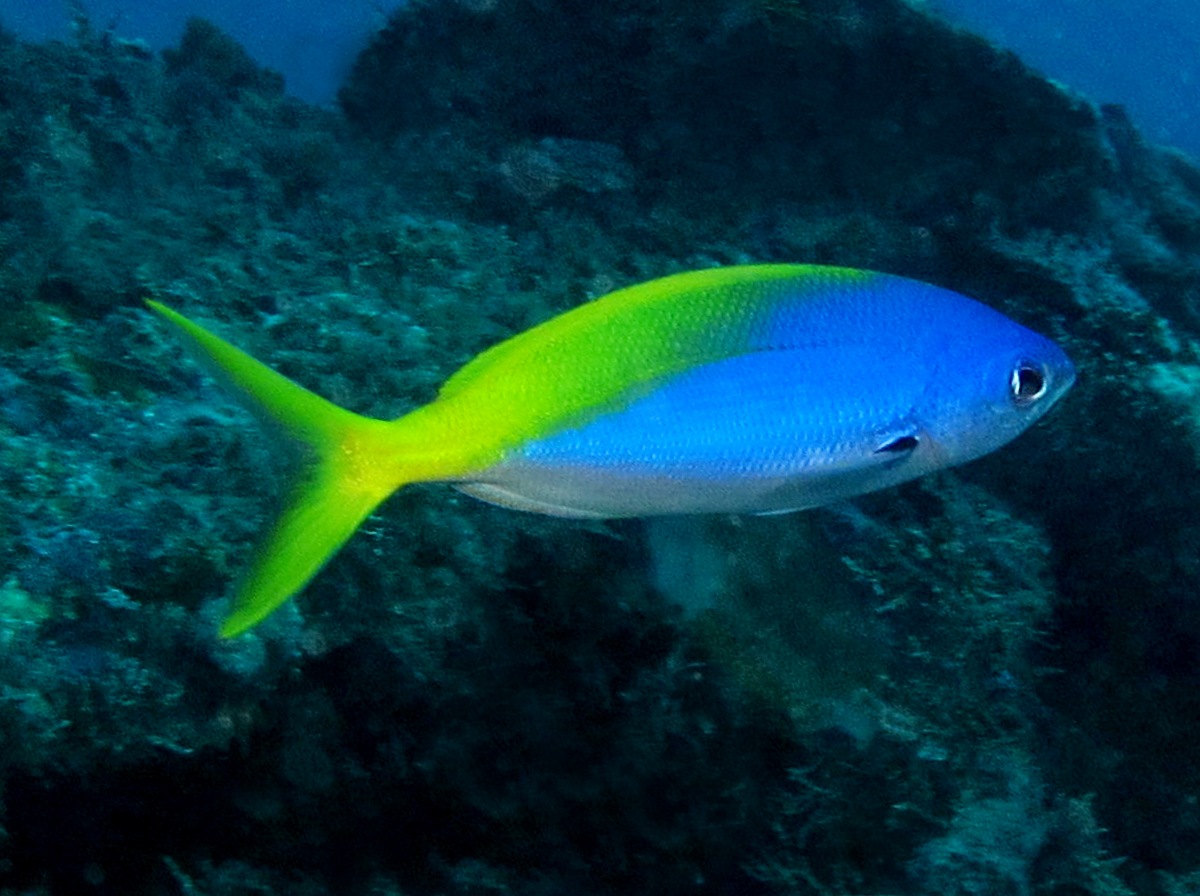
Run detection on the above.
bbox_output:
[917,308,1075,468]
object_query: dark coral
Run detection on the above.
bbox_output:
[341,0,1109,234]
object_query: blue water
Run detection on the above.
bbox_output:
[4,0,1197,159]
[933,0,1199,159]
[1,0,400,106]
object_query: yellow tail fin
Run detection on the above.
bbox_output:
[146,301,404,637]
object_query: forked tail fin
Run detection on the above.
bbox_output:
[146,301,405,637]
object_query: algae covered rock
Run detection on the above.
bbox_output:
[341,0,1109,233]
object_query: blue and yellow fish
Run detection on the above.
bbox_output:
[148,264,1074,636]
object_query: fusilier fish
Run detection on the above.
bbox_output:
[148,264,1075,636]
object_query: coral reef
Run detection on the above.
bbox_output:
[1,1,1199,893]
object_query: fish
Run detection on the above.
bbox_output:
[147,264,1075,637]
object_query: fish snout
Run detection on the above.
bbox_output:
[1017,343,1076,414]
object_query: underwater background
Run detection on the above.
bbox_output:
[1,0,1199,894]
[7,0,1200,159]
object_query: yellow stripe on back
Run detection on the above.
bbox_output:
[417,265,869,474]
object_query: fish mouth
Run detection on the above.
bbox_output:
[1044,354,1077,408]
[1059,358,1078,395]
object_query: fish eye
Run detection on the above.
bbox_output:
[1010,362,1048,406]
